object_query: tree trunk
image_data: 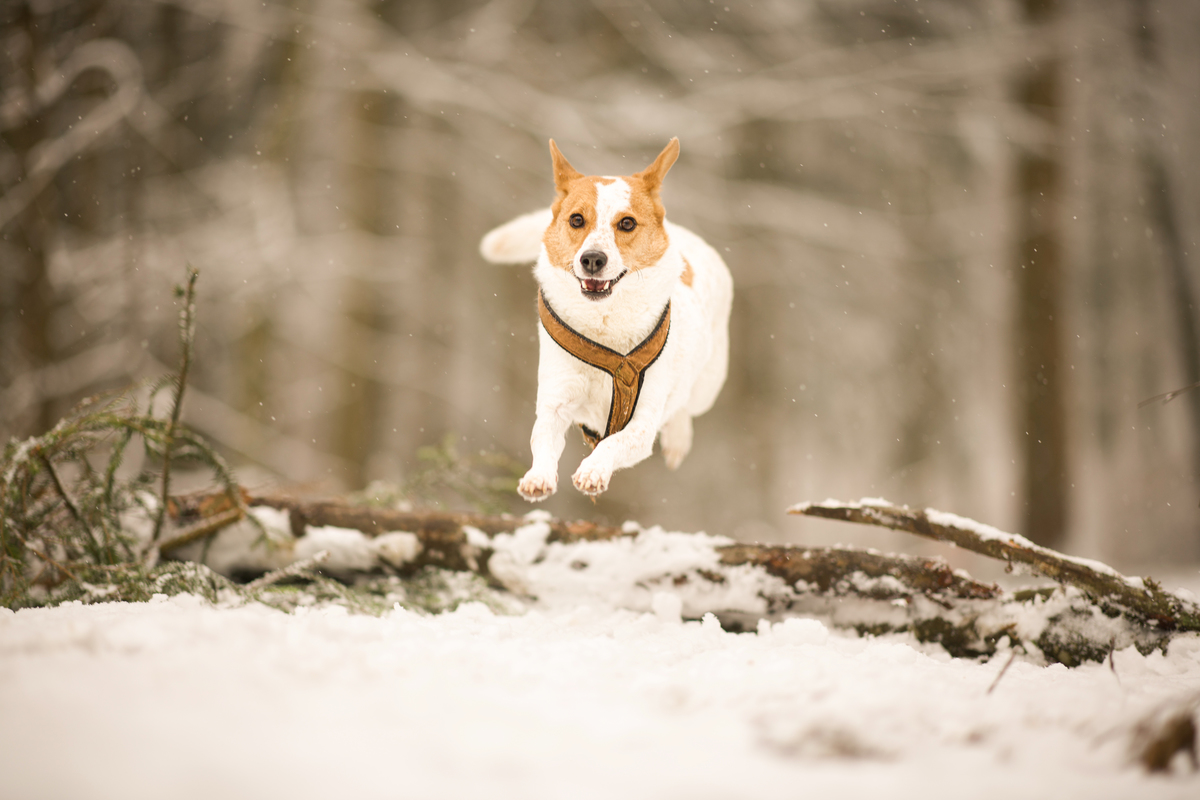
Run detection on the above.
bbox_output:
[333,88,392,488]
[1013,0,1068,548]
[1134,0,1200,506]
[2,4,56,437]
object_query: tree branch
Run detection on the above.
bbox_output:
[789,499,1200,632]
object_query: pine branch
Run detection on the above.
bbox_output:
[151,267,199,543]
[38,451,88,532]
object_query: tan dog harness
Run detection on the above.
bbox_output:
[537,291,671,448]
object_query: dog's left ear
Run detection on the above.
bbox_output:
[634,137,680,194]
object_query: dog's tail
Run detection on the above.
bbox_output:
[479,208,552,264]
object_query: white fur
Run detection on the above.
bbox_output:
[481,180,732,501]
[479,208,553,264]
[572,179,630,281]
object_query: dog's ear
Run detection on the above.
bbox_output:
[635,138,679,194]
[549,139,582,197]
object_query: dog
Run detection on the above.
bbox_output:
[479,138,732,501]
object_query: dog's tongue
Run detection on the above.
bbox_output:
[583,279,607,292]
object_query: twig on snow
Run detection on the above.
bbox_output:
[986,650,1019,695]
[246,550,330,592]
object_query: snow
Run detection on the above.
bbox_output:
[1,596,1198,799]
[3,511,1200,797]
[924,507,1038,547]
[922,508,1147,584]
[486,521,776,618]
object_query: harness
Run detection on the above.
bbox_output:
[537,291,671,448]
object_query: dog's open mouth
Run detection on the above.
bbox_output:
[579,272,626,299]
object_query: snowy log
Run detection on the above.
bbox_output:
[246,493,633,573]
[790,499,1200,634]
[233,493,1014,656]
[164,491,1198,664]
[246,492,996,597]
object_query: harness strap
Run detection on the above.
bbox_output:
[537,291,671,448]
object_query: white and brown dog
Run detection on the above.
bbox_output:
[480,138,732,501]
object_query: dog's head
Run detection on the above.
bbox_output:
[542,139,679,302]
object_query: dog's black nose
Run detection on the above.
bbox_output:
[579,250,608,274]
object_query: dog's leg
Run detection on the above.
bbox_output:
[658,409,693,471]
[519,406,572,501]
[572,419,658,496]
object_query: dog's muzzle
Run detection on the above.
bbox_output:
[576,250,625,299]
[578,273,626,299]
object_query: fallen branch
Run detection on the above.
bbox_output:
[789,499,1200,633]
[249,493,635,573]
[716,542,998,602]
[157,507,245,556]
[233,494,1030,658]
[166,491,1194,664]
[253,493,626,542]
[248,492,997,600]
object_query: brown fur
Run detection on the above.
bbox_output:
[680,256,694,287]
[618,172,670,272]
[544,176,599,272]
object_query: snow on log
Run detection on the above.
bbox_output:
[790,498,1200,635]
[162,491,1199,665]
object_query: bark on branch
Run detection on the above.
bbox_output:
[790,499,1200,633]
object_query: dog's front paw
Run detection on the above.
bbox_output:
[518,470,557,502]
[572,463,611,496]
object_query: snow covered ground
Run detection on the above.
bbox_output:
[2,585,1199,799]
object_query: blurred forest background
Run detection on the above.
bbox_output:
[2,0,1198,570]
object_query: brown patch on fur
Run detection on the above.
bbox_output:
[614,174,670,272]
[614,140,678,271]
[680,256,694,287]
[549,139,582,195]
[634,138,679,194]
[544,177,598,272]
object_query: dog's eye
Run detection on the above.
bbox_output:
[618,216,637,232]
[569,213,585,228]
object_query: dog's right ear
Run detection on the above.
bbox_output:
[549,139,582,197]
